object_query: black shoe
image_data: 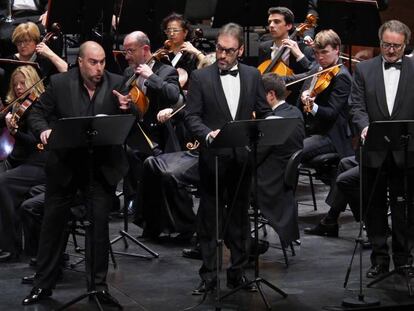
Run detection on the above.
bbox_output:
[192,280,216,295]
[22,287,52,305]
[96,290,122,308]
[396,265,414,278]
[304,221,339,237]
[22,273,36,285]
[29,257,37,267]
[182,247,202,260]
[227,276,257,292]
[366,265,389,278]
[0,251,12,262]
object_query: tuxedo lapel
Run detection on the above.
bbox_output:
[374,57,390,118]
[390,56,408,118]
[211,65,233,120]
[235,65,247,120]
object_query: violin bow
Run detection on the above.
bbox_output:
[285,64,343,87]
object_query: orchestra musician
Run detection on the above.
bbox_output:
[299,29,353,165]
[258,6,314,104]
[184,22,272,295]
[349,20,414,279]
[0,65,46,262]
[22,41,128,306]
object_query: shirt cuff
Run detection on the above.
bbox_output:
[311,103,318,115]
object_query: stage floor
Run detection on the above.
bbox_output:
[0,178,413,310]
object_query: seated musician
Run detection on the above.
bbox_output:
[299,29,353,166]
[0,21,67,101]
[161,12,206,89]
[256,72,305,246]
[0,65,46,262]
[114,31,181,225]
[258,6,314,103]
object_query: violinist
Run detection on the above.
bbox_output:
[0,65,46,262]
[0,21,68,101]
[161,12,205,89]
[258,7,314,103]
[299,29,353,165]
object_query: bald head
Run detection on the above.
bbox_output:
[123,31,151,67]
[78,41,106,88]
[124,31,150,47]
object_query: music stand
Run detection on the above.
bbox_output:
[50,114,134,311]
[317,0,381,72]
[363,121,414,296]
[210,117,300,310]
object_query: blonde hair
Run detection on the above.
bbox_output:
[6,66,45,103]
[314,29,341,50]
[12,22,41,45]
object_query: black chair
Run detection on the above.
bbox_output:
[298,152,340,210]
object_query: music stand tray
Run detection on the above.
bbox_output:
[50,114,134,311]
[210,117,300,310]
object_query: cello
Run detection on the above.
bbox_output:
[258,14,317,75]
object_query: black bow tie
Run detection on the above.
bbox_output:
[384,61,402,70]
[220,69,239,77]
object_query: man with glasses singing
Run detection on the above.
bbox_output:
[349,20,414,279]
[185,23,272,295]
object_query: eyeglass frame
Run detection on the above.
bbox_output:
[215,44,241,56]
[380,41,405,51]
[164,28,184,35]
[15,38,35,46]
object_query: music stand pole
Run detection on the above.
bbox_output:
[51,115,135,310]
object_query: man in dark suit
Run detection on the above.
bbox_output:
[256,73,305,246]
[299,29,353,163]
[349,20,414,278]
[258,6,314,105]
[23,41,129,305]
[185,22,272,294]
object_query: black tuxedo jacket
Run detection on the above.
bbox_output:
[28,68,128,186]
[350,55,414,168]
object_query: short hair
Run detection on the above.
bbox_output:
[267,7,295,25]
[262,73,286,100]
[314,29,341,50]
[12,22,40,45]
[378,20,411,45]
[6,65,44,103]
[161,12,192,38]
[217,23,244,47]
[127,31,151,47]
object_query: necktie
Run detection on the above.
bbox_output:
[384,62,402,70]
[220,69,239,77]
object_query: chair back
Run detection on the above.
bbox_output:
[284,149,303,192]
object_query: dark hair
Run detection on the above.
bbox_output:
[262,73,286,100]
[161,12,192,39]
[378,20,411,45]
[267,7,295,25]
[217,23,244,46]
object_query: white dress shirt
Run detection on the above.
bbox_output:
[382,58,401,115]
[220,64,240,120]
[13,0,37,11]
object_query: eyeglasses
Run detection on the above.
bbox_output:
[124,48,138,55]
[15,39,34,46]
[215,44,240,55]
[381,41,405,51]
[164,28,183,34]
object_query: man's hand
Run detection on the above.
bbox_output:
[361,126,369,142]
[208,129,220,139]
[112,90,131,110]
[135,64,153,79]
[40,129,52,145]
[303,36,314,47]
[157,108,173,123]
[282,38,304,60]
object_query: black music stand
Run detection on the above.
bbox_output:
[364,121,414,296]
[210,117,300,310]
[317,0,381,72]
[49,114,134,311]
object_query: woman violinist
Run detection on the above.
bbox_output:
[161,12,206,89]
[299,29,353,166]
[0,65,47,262]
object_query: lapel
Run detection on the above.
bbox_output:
[211,64,233,120]
[234,64,247,120]
[69,70,82,117]
[374,56,390,118]
[390,56,408,118]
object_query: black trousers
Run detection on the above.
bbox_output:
[0,161,46,255]
[34,171,114,291]
[364,156,414,267]
[197,151,251,283]
[302,134,337,163]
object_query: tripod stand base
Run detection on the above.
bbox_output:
[111,230,159,259]
[56,290,123,311]
[342,295,380,307]
[367,267,413,296]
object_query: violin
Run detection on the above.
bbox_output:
[303,65,342,113]
[124,40,171,119]
[258,14,317,76]
[10,91,38,128]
